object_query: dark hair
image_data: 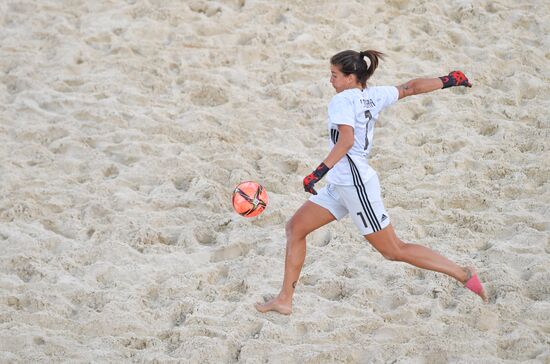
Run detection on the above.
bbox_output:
[330,50,384,88]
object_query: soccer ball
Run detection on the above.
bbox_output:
[232,181,268,218]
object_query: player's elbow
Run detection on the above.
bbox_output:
[405,81,418,97]
[341,136,354,150]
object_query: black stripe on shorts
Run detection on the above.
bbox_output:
[346,155,382,232]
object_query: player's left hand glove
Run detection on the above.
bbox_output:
[440,70,472,89]
[303,162,330,195]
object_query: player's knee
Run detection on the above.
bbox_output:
[285,219,302,239]
[285,218,310,241]
[380,241,406,261]
[380,249,401,261]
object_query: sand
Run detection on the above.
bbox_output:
[0,0,549,362]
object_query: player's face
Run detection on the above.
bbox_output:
[330,64,357,93]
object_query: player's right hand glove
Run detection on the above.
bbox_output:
[303,162,330,195]
[439,70,472,89]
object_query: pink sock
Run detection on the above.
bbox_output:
[465,273,484,296]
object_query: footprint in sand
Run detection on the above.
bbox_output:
[210,243,251,263]
[525,272,550,302]
[188,1,222,17]
[206,265,229,285]
[316,279,347,301]
[194,226,217,246]
[190,85,228,107]
[172,302,195,327]
[120,336,150,350]
[220,279,249,301]
[478,123,499,137]
[9,256,45,283]
[103,164,119,179]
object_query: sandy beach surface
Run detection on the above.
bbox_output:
[1,0,549,362]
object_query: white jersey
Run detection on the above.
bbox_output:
[326,86,399,185]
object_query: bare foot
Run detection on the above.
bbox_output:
[254,296,292,315]
[463,266,488,303]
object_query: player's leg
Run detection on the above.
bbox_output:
[256,183,350,314]
[255,200,336,314]
[364,224,487,302]
[365,223,467,280]
[343,174,487,302]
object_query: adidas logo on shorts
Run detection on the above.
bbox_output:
[381,214,388,222]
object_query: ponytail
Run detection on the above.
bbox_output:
[331,49,384,87]
[359,50,383,83]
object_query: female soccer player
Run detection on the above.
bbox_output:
[255,50,487,315]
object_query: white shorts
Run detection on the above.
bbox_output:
[309,174,390,235]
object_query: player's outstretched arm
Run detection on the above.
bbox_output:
[397,71,472,100]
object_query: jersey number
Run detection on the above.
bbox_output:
[364,110,372,150]
[357,212,368,228]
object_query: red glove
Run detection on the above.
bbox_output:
[303,162,330,195]
[440,70,472,89]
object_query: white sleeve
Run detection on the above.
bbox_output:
[328,93,355,128]
[371,86,399,109]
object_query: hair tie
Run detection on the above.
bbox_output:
[359,51,366,58]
